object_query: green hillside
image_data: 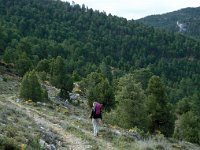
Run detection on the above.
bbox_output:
[0,0,200,147]
[137,7,200,39]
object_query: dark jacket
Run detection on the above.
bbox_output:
[90,107,102,119]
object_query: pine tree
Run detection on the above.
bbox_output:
[115,74,149,131]
[81,72,115,111]
[146,75,174,136]
[16,52,33,76]
[50,56,73,99]
[100,61,113,83]
[20,70,46,102]
[173,111,200,144]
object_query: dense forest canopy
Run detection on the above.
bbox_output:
[0,0,200,102]
[137,7,200,39]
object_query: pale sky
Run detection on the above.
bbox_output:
[65,0,200,20]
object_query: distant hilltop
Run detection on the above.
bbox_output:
[137,7,200,39]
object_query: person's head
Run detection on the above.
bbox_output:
[93,102,96,107]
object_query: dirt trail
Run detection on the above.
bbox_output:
[0,94,117,150]
[46,84,117,150]
[0,94,91,150]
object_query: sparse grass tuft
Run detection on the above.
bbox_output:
[64,125,101,149]
[26,138,45,150]
[0,137,20,150]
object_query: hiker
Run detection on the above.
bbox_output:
[90,102,102,137]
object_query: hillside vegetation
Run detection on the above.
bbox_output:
[137,7,200,39]
[0,0,199,102]
[0,69,200,150]
[0,0,200,148]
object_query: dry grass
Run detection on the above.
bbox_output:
[0,72,200,150]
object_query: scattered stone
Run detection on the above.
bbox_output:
[123,130,143,140]
[40,126,45,131]
[56,140,62,147]
[16,98,20,103]
[69,93,80,101]
[45,144,56,150]
[112,129,121,135]
[37,102,42,105]
[39,139,46,147]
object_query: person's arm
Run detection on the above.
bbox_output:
[90,108,94,119]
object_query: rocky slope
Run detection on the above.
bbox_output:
[0,69,200,150]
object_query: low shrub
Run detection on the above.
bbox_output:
[0,137,20,150]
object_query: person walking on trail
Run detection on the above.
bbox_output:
[90,102,102,137]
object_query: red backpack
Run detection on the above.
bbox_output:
[95,102,102,115]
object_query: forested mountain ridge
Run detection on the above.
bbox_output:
[0,0,200,101]
[1,0,200,147]
[137,7,200,39]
